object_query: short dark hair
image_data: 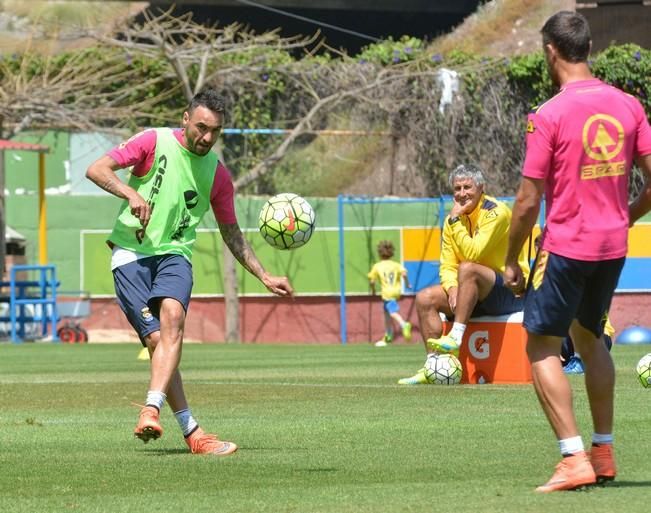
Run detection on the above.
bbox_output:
[541,11,591,63]
[187,88,226,116]
[377,240,395,259]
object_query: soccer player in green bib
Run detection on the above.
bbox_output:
[86,89,293,455]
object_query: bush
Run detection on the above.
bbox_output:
[592,44,650,114]
[357,36,425,65]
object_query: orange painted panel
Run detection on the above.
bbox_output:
[402,227,441,261]
[628,224,651,257]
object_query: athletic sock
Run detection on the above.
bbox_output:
[145,390,167,411]
[592,433,613,445]
[174,408,199,437]
[449,323,466,341]
[559,436,584,456]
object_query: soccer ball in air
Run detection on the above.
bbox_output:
[636,353,651,388]
[258,193,316,250]
[424,353,462,385]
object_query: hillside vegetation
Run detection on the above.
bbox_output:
[3,0,647,199]
[0,1,148,53]
[433,0,575,57]
[303,0,579,197]
[250,0,581,197]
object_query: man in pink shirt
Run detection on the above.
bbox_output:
[504,11,651,493]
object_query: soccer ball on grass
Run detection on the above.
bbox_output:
[424,353,462,385]
[636,353,651,388]
[258,193,315,250]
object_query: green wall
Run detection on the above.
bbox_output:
[5,131,69,190]
[82,228,400,296]
[7,194,441,294]
[5,129,651,296]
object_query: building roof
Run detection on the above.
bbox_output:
[0,140,49,152]
[6,226,26,242]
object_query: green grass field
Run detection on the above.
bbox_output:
[1,343,650,513]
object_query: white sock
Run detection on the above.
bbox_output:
[592,433,613,445]
[559,436,584,455]
[145,390,167,411]
[449,323,466,341]
[174,408,199,437]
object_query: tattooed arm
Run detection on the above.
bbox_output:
[218,221,293,297]
[86,155,151,227]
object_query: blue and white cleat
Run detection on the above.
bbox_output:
[563,356,585,375]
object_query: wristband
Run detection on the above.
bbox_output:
[448,216,460,226]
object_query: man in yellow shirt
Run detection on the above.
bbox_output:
[368,240,412,347]
[399,164,530,384]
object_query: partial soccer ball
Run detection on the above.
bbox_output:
[424,353,462,385]
[636,353,651,388]
[258,193,316,250]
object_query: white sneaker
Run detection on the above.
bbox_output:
[374,335,392,347]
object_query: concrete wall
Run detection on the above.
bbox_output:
[578,3,651,52]
[84,293,650,344]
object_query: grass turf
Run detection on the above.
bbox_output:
[0,342,650,512]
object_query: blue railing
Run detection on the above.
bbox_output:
[2,265,59,343]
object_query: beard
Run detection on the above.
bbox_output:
[192,144,211,156]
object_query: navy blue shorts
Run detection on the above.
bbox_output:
[383,299,400,314]
[471,272,523,317]
[113,254,193,344]
[524,250,624,337]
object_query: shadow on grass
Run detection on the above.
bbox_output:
[609,481,651,488]
[298,468,339,473]
[241,446,310,451]
[141,446,313,455]
[143,448,191,455]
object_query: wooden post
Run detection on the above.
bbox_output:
[0,148,4,278]
[223,244,240,343]
[0,115,4,277]
[38,152,47,264]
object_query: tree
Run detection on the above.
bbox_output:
[0,35,176,283]
[0,45,175,138]
[87,7,318,342]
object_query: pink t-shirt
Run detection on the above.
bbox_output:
[523,79,651,260]
[107,128,237,224]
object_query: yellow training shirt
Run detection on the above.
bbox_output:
[368,259,407,301]
[439,194,530,292]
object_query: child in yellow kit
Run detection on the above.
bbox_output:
[367,240,413,347]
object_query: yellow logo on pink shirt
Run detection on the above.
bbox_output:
[580,114,626,180]
[532,250,548,291]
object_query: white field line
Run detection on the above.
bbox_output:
[0,377,524,389]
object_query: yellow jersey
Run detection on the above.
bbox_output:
[368,259,407,301]
[440,194,530,292]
